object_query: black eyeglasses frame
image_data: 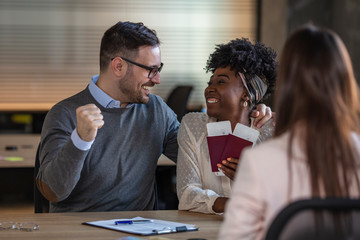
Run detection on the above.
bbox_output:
[111,56,163,79]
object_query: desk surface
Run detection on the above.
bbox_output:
[0,210,222,240]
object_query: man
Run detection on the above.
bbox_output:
[37,21,271,212]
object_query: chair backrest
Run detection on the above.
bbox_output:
[166,85,193,122]
[34,144,50,213]
[265,198,360,240]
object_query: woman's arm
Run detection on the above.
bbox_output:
[176,114,222,214]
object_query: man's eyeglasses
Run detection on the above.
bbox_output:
[112,57,163,79]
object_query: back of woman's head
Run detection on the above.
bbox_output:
[276,25,360,135]
[275,25,360,197]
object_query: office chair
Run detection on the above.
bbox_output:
[34,144,50,213]
[166,85,193,122]
[265,198,360,240]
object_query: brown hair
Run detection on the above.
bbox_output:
[275,25,360,197]
[99,21,160,73]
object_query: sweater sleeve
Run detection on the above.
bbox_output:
[157,96,179,163]
[36,103,90,202]
[176,114,219,214]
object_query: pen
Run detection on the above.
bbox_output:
[152,226,191,234]
[115,219,153,225]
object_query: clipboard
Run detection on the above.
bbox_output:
[83,216,199,236]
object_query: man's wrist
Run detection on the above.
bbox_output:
[71,129,94,151]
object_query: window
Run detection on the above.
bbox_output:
[0,0,258,111]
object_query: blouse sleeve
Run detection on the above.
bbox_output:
[176,114,219,214]
[218,148,266,239]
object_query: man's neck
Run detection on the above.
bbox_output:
[97,74,119,100]
[96,74,129,108]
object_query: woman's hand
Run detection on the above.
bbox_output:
[212,197,229,213]
[217,157,239,181]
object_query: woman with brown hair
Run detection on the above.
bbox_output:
[219,25,360,239]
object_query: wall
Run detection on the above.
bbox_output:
[261,0,360,81]
[260,0,360,109]
[0,0,258,111]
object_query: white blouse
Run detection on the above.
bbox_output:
[176,112,274,214]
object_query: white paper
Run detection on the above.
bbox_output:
[233,123,259,144]
[214,171,225,176]
[84,216,198,236]
[206,121,232,136]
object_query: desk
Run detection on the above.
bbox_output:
[0,210,223,240]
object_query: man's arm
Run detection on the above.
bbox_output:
[36,104,104,202]
[160,99,180,163]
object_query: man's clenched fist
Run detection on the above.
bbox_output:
[76,104,104,142]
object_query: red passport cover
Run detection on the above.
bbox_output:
[207,134,253,172]
[220,134,252,161]
[207,135,228,172]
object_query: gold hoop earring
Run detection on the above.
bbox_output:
[243,101,248,107]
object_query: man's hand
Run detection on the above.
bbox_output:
[217,157,239,181]
[76,104,104,142]
[250,103,274,128]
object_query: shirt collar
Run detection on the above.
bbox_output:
[88,75,121,108]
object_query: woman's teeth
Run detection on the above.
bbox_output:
[207,98,219,103]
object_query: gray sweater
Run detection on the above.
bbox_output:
[37,87,179,212]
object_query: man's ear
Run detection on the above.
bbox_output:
[111,57,127,78]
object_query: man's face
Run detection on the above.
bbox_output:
[119,45,162,104]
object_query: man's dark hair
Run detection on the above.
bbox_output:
[205,38,277,101]
[99,21,160,72]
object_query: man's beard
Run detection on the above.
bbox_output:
[119,72,150,104]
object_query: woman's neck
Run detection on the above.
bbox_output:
[217,110,251,132]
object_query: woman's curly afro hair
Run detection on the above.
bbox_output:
[205,38,277,101]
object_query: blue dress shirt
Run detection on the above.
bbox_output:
[71,75,123,150]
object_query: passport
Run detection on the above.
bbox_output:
[206,121,259,175]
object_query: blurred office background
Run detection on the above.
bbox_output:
[0,0,359,212]
[0,0,259,112]
[1,0,359,113]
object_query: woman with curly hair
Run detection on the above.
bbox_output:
[176,38,277,214]
[219,25,360,239]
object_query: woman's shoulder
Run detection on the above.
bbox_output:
[179,112,211,139]
[181,112,211,124]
